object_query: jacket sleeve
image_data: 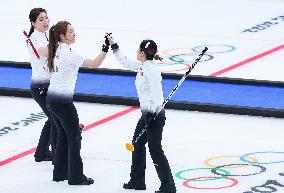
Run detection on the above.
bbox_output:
[113,49,141,72]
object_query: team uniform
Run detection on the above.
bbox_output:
[27,29,57,162]
[46,42,91,185]
[113,48,176,193]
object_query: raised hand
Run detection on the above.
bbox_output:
[104,32,112,46]
[102,32,112,53]
[106,34,115,45]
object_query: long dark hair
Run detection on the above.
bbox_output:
[28,8,47,37]
[139,40,163,61]
[48,21,70,73]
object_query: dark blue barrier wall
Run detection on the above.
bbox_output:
[1,62,284,118]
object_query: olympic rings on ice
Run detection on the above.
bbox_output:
[175,151,284,190]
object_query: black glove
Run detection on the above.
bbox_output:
[104,32,112,46]
[143,112,155,126]
[102,44,109,52]
[102,33,112,52]
[104,37,110,47]
[111,43,119,50]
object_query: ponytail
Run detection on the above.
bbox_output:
[28,25,34,37]
[154,54,163,61]
[26,25,34,44]
[48,25,57,73]
[47,21,70,73]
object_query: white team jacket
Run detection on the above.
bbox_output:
[27,29,50,85]
[114,49,164,113]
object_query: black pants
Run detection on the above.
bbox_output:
[31,84,57,160]
[130,110,176,192]
[46,98,86,185]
